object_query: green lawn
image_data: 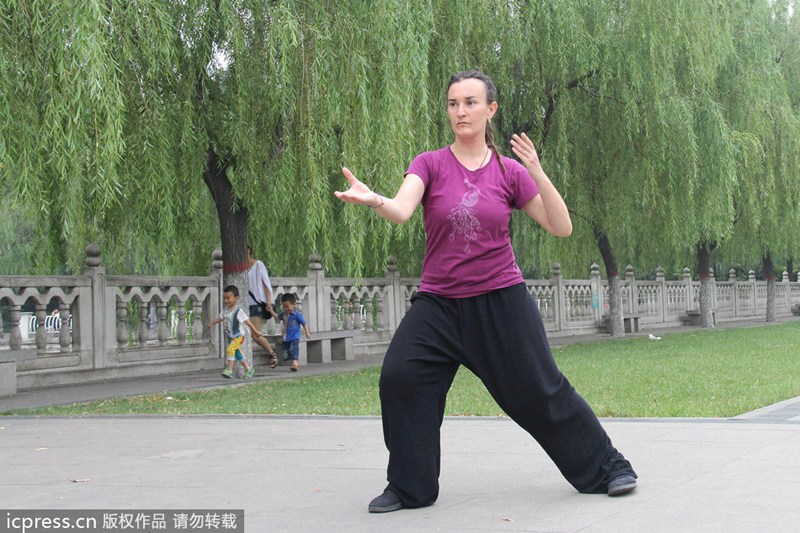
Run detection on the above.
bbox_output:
[4,322,800,418]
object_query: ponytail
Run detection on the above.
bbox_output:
[485,120,506,174]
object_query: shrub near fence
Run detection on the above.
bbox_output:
[3,246,800,395]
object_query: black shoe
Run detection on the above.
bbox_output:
[607,474,637,496]
[368,490,403,513]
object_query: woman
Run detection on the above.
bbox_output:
[247,245,279,368]
[334,70,637,513]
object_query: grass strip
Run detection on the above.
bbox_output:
[4,322,799,418]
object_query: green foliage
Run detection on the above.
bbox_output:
[0,202,36,274]
[1,0,798,277]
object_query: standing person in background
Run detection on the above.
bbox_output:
[334,70,637,514]
[247,245,279,368]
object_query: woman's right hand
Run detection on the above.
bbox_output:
[334,167,381,207]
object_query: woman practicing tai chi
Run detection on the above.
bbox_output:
[334,70,638,513]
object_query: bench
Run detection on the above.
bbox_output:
[603,313,645,334]
[682,309,716,327]
[0,350,37,397]
[255,329,362,366]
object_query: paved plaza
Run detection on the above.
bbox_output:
[2,320,800,532]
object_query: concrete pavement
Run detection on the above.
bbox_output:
[2,319,800,532]
[2,414,800,532]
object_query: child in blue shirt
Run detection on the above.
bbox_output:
[207,285,261,379]
[277,293,311,371]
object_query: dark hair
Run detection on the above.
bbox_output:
[281,293,297,304]
[448,70,506,172]
[223,285,239,298]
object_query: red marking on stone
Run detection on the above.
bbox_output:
[223,262,249,274]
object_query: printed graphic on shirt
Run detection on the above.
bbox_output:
[447,179,482,254]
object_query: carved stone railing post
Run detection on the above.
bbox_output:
[656,266,666,322]
[684,267,694,311]
[385,256,402,333]
[207,249,223,352]
[551,262,563,330]
[307,253,326,332]
[81,243,106,368]
[590,263,603,325]
[749,269,757,315]
[625,265,637,314]
[783,271,791,313]
[729,269,738,316]
[710,268,717,310]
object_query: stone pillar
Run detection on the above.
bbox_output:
[710,268,717,310]
[749,270,757,316]
[385,256,402,334]
[730,268,738,317]
[783,271,791,313]
[80,243,106,369]
[625,265,637,315]
[206,249,223,354]
[551,262,564,330]
[306,253,326,332]
[656,266,666,322]
[684,267,694,311]
[591,263,603,325]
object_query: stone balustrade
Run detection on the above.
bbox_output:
[3,248,800,395]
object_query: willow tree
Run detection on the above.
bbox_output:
[488,0,738,336]
[1,0,443,281]
[714,0,800,323]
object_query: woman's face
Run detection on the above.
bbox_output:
[447,78,498,139]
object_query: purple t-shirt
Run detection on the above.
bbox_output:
[406,146,539,297]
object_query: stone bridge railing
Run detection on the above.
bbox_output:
[3,247,800,394]
[1,244,222,393]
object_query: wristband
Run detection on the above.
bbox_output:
[369,193,384,209]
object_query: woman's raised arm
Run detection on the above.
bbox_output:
[334,167,425,224]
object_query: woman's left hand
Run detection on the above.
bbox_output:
[510,133,544,179]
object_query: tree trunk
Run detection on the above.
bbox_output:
[763,252,776,323]
[203,146,252,376]
[696,242,716,328]
[594,225,624,337]
[787,256,794,282]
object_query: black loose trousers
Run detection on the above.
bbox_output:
[379,283,636,508]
